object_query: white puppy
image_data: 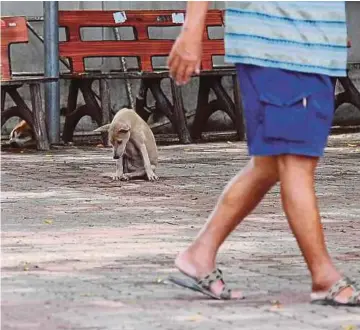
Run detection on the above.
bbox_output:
[95,108,159,181]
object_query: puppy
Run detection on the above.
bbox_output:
[9,120,35,147]
[95,108,159,181]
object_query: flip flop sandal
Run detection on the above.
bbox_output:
[311,277,360,307]
[168,268,237,300]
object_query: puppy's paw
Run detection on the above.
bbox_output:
[147,172,159,182]
[120,174,130,181]
[112,174,128,181]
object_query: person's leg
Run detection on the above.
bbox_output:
[175,156,278,296]
[277,155,356,303]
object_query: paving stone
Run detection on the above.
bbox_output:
[1,134,360,329]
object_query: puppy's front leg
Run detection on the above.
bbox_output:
[138,143,158,181]
[112,157,124,181]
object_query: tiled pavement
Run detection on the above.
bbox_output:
[1,133,360,330]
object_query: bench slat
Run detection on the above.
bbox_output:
[1,16,28,80]
[59,10,223,27]
[59,40,224,72]
[59,10,225,74]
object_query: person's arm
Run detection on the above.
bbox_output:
[182,1,209,35]
[167,1,209,85]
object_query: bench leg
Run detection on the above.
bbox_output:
[63,79,102,143]
[6,86,35,127]
[99,78,111,146]
[1,88,6,112]
[146,79,176,125]
[212,76,246,141]
[192,76,245,141]
[30,83,50,151]
[170,80,192,144]
[211,77,236,121]
[335,77,360,111]
[232,75,245,141]
[67,79,80,115]
[79,80,102,124]
[192,77,211,140]
[135,80,152,121]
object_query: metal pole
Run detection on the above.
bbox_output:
[44,1,60,144]
[113,27,135,109]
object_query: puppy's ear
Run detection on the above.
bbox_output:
[94,124,111,133]
[118,123,130,133]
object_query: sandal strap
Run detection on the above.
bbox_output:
[197,268,232,300]
[345,278,360,304]
[220,285,232,300]
[197,268,224,289]
[326,277,359,301]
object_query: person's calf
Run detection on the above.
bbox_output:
[173,156,279,299]
[178,156,279,273]
[276,154,344,296]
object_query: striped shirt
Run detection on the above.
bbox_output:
[224,1,348,77]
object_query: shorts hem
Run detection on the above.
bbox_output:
[248,148,324,158]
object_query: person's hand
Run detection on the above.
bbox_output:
[167,29,203,86]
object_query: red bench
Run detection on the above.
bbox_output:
[1,16,52,150]
[58,10,244,144]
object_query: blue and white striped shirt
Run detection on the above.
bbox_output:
[224,1,348,77]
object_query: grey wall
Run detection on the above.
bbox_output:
[1,1,360,135]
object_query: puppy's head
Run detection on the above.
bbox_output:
[94,122,131,159]
[109,122,131,159]
[9,120,34,147]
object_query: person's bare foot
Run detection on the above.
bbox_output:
[174,249,243,299]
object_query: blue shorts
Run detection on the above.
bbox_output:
[236,64,336,157]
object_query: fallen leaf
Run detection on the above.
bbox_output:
[96,144,104,148]
[269,300,283,310]
[343,325,357,330]
[44,219,53,225]
[269,304,283,311]
[187,314,203,322]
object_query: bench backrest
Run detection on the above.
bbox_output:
[59,10,224,75]
[0,16,28,80]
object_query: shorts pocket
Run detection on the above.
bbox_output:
[260,91,311,143]
[308,89,334,139]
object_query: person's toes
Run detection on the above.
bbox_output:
[333,287,359,304]
[209,280,243,299]
[231,289,244,299]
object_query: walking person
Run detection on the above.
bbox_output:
[167,1,360,306]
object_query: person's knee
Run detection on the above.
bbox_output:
[277,155,318,177]
[251,156,279,185]
[221,157,278,207]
